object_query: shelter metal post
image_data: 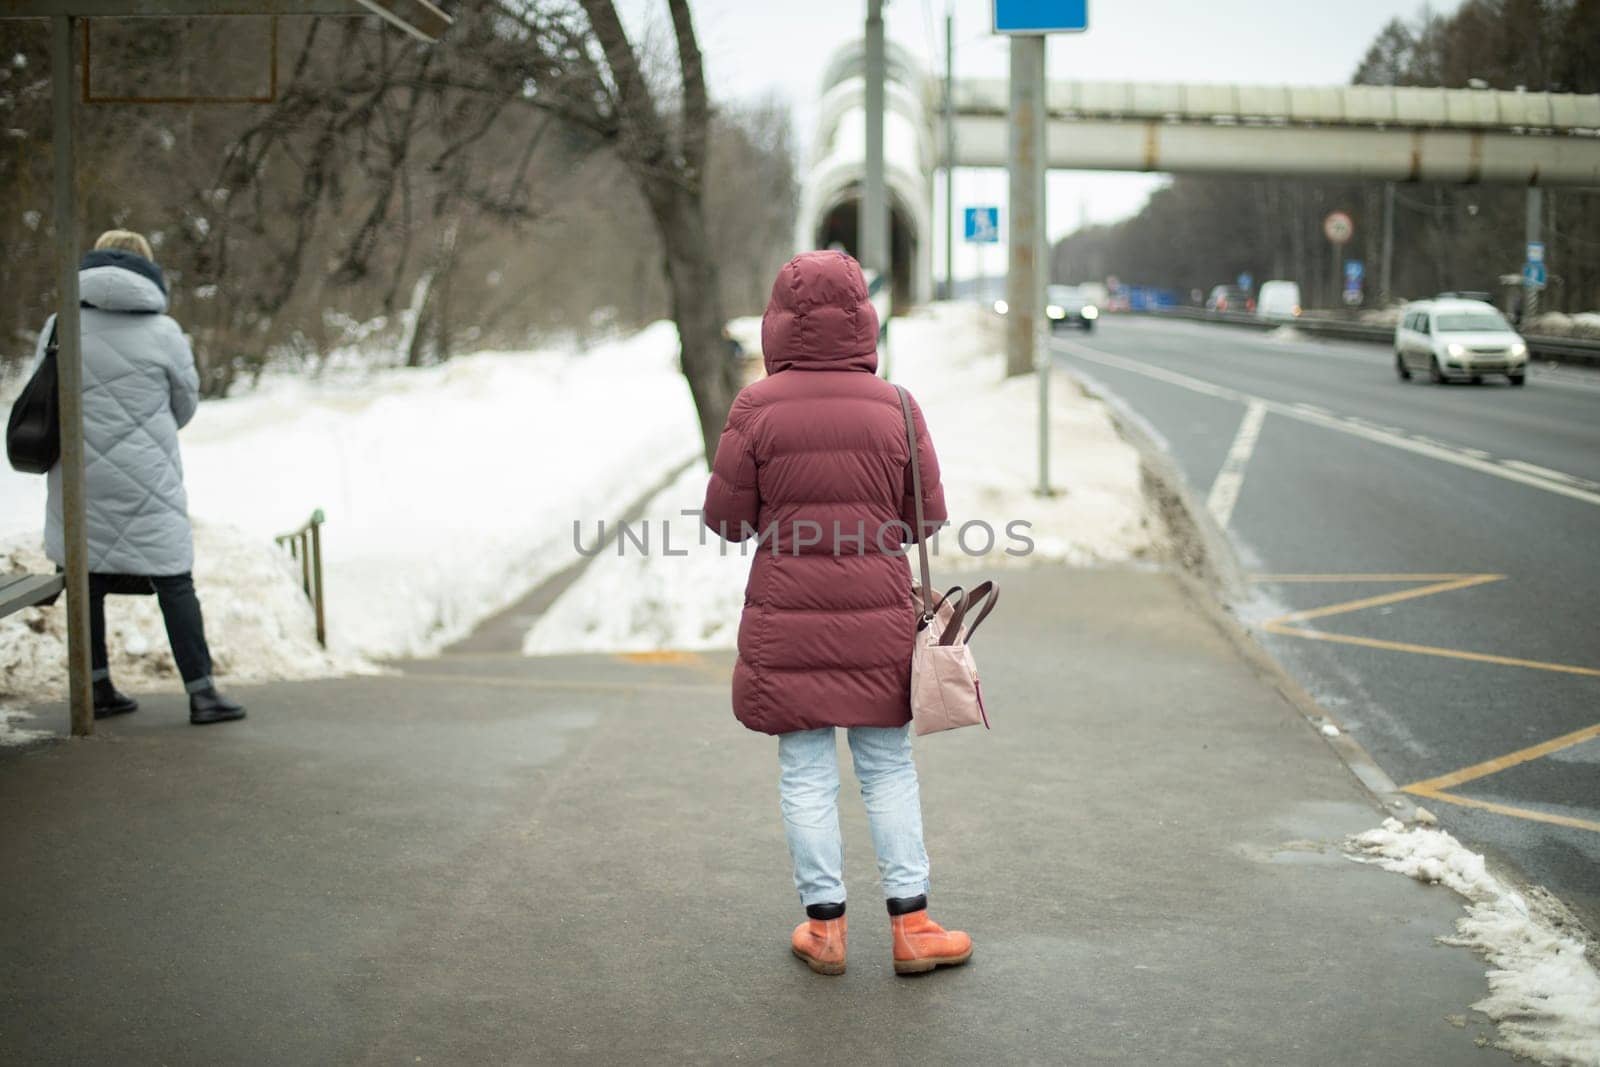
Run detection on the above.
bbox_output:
[52,14,93,738]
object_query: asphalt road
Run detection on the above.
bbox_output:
[1054,315,1600,925]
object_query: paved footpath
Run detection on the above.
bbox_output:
[1,567,1512,1064]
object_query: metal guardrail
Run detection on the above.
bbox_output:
[275,509,327,648]
[1140,306,1600,367]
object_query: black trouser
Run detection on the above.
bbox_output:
[88,573,214,692]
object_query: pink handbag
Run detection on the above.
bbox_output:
[896,386,998,735]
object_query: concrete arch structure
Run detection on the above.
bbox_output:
[798,39,938,309]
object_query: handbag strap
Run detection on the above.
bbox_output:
[895,385,934,622]
[940,579,1000,646]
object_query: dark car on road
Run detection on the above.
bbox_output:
[1205,285,1253,313]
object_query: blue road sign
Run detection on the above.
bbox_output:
[1344,260,1364,288]
[1523,261,1547,287]
[964,206,1000,243]
[1526,241,1545,264]
[1237,272,1253,292]
[994,0,1088,34]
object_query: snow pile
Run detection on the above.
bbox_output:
[1526,312,1600,340]
[0,322,703,664]
[523,302,1158,655]
[0,523,367,711]
[1359,306,1404,327]
[1350,817,1600,1066]
[885,303,1157,569]
[0,706,49,748]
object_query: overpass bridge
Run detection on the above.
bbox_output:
[800,41,1600,307]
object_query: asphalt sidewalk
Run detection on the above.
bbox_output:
[0,566,1506,1064]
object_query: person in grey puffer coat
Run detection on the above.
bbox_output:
[35,229,244,725]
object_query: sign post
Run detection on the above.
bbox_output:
[996,0,1088,497]
[1324,210,1353,311]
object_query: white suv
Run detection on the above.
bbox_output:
[1395,299,1528,386]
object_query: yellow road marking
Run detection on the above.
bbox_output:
[1257,573,1600,677]
[1262,624,1600,678]
[1250,573,1482,583]
[1256,574,1600,834]
[1403,722,1600,793]
[1265,574,1502,626]
[1405,785,1600,835]
[616,650,705,665]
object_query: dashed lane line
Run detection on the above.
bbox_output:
[1055,338,1600,509]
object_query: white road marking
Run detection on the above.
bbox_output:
[1502,460,1600,490]
[1055,337,1600,509]
[1207,401,1267,528]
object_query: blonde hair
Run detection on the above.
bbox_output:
[94,229,153,260]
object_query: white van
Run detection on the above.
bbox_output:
[1255,281,1302,321]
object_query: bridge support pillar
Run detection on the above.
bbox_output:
[860,0,888,292]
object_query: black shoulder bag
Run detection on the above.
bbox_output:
[6,319,61,474]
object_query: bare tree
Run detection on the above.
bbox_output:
[577,0,736,464]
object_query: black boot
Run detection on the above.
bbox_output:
[189,686,246,725]
[92,679,138,719]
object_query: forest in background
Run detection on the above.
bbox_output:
[1050,0,1600,313]
[0,3,797,399]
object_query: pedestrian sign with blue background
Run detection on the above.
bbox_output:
[964,206,1000,244]
[1524,241,1546,287]
[1343,260,1364,305]
[1237,272,1253,292]
[994,0,1088,34]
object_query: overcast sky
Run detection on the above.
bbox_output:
[622,0,1451,274]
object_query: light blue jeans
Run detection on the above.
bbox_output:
[777,724,931,907]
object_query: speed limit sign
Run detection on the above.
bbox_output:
[1324,211,1354,245]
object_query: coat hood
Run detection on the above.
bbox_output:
[78,249,168,314]
[761,251,879,375]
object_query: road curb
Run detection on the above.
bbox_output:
[1063,362,1423,823]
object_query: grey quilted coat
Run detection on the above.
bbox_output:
[36,251,200,576]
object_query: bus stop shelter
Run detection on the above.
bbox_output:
[2,0,450,736]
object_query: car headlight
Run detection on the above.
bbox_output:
[1447,342,1465,358]
[1046,304,1065,320]
[993,299,1009,316]
[1510,341,1527,357]
[1082,305,1099,320]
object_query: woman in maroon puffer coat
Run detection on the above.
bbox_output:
[703,251,972,977]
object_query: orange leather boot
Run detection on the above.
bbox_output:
[791,903,847,975]
[889,895,972,975]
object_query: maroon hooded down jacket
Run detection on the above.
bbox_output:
[703,251,946,735]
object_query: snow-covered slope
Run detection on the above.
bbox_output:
[523,303,1160,656]
[0,322,703,701]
